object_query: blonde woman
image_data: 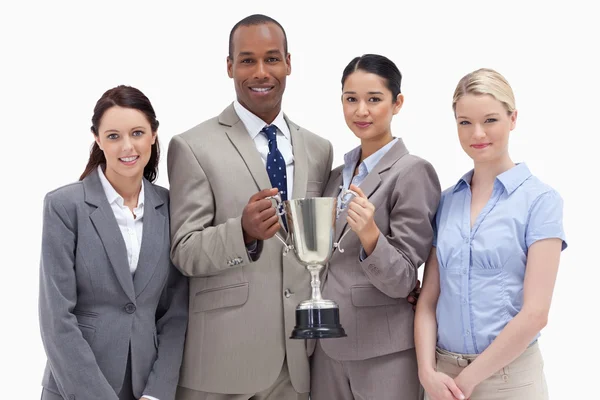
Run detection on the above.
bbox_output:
[415,69,567,400]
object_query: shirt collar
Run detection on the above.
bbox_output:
[453,163,531,195]
[496,163,532,194]
[233,100,290,140]
[97,165,144,208]
[343,138,399,173]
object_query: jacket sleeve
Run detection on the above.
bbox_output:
[142,258,189,400]
[38,193,118,400]
[167,135,257,278]
[359,160,441,298]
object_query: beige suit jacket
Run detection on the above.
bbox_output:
[317,139,441,361]
[167,103,333,395]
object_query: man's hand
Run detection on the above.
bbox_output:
[408,279,421,310]
[241,188,281,244]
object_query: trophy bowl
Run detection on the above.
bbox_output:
[271,192,357,340]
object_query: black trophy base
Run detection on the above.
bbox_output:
[290,307,347,339]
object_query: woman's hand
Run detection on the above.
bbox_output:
[454,372,476,399]
[421,369,466,400]
[346,184,379,255]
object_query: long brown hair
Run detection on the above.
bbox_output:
[80,85,160,182]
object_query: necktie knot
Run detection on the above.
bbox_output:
[261,124,278,142]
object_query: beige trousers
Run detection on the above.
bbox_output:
[176,358,308,400]
[425,342,548,400]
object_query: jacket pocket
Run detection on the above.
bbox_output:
[73,309,98,332]
[77,323,96,344]
[72,309,99,318]
[351,285,401,307]
[193,282,249,313]
[497,381,534,392]
[306,181,323,197]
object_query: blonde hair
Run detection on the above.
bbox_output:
[452,68,516,115]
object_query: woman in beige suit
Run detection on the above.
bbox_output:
[310,54,441,400]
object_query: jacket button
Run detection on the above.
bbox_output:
[68,395,75,400]
[284,289,292,298]
[124,303,136,314]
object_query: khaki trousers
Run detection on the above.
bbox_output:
[425,342,548,400]
[176,358,307,400]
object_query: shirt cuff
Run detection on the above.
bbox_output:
[142,396,160,400]
[359,247,368,262]
[246,240,259,261]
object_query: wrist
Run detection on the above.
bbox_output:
[418,365,437,382]
[358,222,379,255]
[241,225,256,244]
[456,368,478,390]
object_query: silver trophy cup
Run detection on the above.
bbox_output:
[271,189,357,339]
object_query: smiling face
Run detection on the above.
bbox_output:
[94,106,156,183]
[454,93,517,163]
[227,22,291,124]
[341,70,403,142]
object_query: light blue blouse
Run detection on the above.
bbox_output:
[433,163,567,354]
[338,138,399,206]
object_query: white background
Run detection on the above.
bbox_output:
[1,0,597,397]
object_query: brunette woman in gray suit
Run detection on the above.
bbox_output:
[38,86,188,400]
[310,54,441,400]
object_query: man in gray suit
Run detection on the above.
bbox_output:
[167,14,333,400]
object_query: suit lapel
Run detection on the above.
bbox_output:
[133,181,165,297]
[334,138,410,242]
[221,104,272,192]
[287,117,308,200]
[84,171,136,302]
[328,170,349,242]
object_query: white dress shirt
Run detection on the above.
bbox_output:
[97,167,160,400]
[97,166,144,275]
[233,100,294,196]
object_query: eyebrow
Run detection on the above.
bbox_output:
[457,112,502,119]
[342,91,385,95]
[238,49,283,57]
[102,126,146,134]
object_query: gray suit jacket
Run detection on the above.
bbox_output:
[167,104,333,395]
[39,169,188,400]
[318,139,441,361]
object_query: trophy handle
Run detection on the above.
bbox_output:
[333,186,359,253]
[336,186,359,218]
[266,194,292,255]
[334,228,352,254]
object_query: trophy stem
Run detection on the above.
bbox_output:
[307,264,323,301]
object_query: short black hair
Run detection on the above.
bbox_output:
[342,54,402,101]
[228,14,288,59]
